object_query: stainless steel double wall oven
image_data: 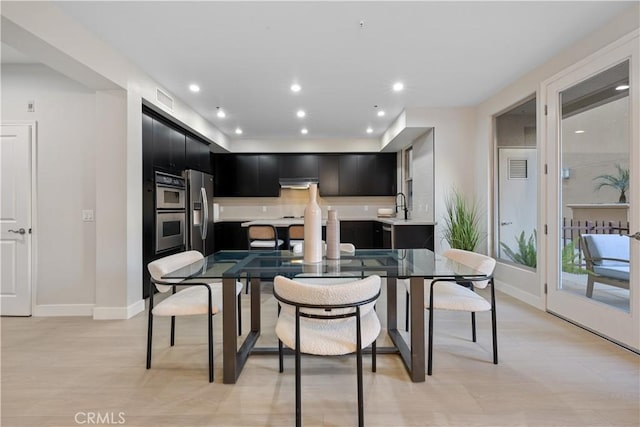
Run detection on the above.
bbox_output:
[155,171,186,253]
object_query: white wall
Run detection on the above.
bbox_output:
[473,5,639,308]
[1,64,97,314]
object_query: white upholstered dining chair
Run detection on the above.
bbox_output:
[273,274,381,427]
[404,248,497,375]
[146,250,243,382]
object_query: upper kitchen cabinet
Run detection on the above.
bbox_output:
[152,118,185,173]
[318,155,340,196]
[279,154,319,179]
[185,135,212,174]
[338,153,397,196]
[214,154,279,197]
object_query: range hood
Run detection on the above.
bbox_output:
[279,177,319,190]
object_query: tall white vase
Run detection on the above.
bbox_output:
[303,183,322,264]
[326,209,340,260]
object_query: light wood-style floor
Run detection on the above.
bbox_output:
[2,285,639,427]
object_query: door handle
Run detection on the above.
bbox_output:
[627,231,640,241]
[8,228,26,235]
[500,221,513,226]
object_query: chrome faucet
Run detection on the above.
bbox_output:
[396,192,408,220]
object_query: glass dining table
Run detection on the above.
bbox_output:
[163,248,490,384]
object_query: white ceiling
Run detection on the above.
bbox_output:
[25,1,636,141]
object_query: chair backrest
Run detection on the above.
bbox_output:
[582,234,630,266]
[288,224,304,240]
[274,275,381,318]
[248,225,279,249]
[443,249,496,289]
[148,250,203,292]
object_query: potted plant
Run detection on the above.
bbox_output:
[442,188,481,251]
[593,164,629,203]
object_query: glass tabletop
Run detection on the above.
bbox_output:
[162,249,488,280]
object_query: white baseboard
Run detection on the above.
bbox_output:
[33,304,94,317]
[495,279,545,310]
[93,299,145,320]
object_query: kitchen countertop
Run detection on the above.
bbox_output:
[238,217,435,227]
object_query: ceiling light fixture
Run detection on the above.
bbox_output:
[301,128,308,135]
[291,83,301,93]
[189,84,200,92]
[393,82,404,92]
[615,84,630,90]
[574,130,585,134]
[216,107,226,118]
[366,127,373,134]
[235,127,243,135]
[377,110,386,117]
[296,110,306,118]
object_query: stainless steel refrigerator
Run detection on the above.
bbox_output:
[184,169,215,255]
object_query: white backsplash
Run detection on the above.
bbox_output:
[214,188,397,220]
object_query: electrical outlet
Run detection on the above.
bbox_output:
[262,206,267,212]
[364,205,369,211]
[27,100,35,112]
[220,206,224,212]
[82,209,94,222]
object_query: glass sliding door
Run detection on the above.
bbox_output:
[545,35,639,351]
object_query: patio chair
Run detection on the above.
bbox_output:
[581,234,630,298]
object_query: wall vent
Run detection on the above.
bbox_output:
[156,88,174,111]
[508,159,528,179]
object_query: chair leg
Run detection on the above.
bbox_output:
[586,276,595,298]
[471,312,477,342]
[427,307,434,376]
[278,339,284,373]
[490,278,498,365]
[170,316,176,346]
[405,290,410,332]
[208,291,214,383]
[295,307,301,427]
[372,339,377,373]
[146,284,154,369]
[237,293,242,336]
[356,307,364,427]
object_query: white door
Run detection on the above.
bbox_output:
[544,35,639,351]
[498,148,537,261]
[1,124,33,316]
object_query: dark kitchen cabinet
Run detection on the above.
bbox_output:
[152,119,185,173]
[318,155,340,196]
[338,154,396,196]
[279,154,319,179]
[214,222,247,251]
[185,135,212,174]
[393,225,434,250]
[214,154,279,197]
[142,112,155,298]
[340,221,376,249]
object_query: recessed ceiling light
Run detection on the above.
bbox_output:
[366,127,373,134]
[377,110,386,117]
[615,84,629,90]
[296,110,306,118]
[189,84,200,92]
[393,82,404,92]
[216,107,226,118]
[235,127,243,135]
[574,130,585,134]
[291,83,301,93]
[301,128,308,135]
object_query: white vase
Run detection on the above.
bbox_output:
[326,209,340,260]
[303,183,322,264]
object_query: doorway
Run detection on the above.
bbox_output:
[1,123,35,316]
[544,35,639,351]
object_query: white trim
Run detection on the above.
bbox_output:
[92,299,145,320]
[33,304,94,317]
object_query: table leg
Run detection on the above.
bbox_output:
[386,278,397,331]
[409,276,425,380]
[223,277,238,383]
